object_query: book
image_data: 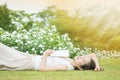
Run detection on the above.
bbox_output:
[50,50,69,58]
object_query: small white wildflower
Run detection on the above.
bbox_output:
[48,33,52,36]
[12,31,17,35]
[39,44,43,48]
[26,51,29,54]
[11,47,16,50]
[50,38,54,41]
[40,29,46,34]
[16,40,19,43]
[17,34,21,39]
[51,25,57,32]
[38,36,43,39]
[32,48,35,51]
[22,17,29,22]
[68,42,73,46]
[64,33,69,36]
[24,35,29,39]
[14,46,18,49]
[27,41,32,44]
[40,50,44,54]
[59,43,63,46]
[37,18,43,22]
[33,34,36,37]
[58,47,63,50]
[19,41,23,44]
[2,35,7,38]
[67,37,71,41]
[57,36,60,39]
[34,51,37,54]
[5,31,9,35]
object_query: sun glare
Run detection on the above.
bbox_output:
[1,0,120,51]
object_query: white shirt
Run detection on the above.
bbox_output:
[33,56,74,70]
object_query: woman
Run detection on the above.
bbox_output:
[0,43,103,71]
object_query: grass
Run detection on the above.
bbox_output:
[0,58,120,80]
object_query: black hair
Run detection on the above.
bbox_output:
[75,59,95,70]
[81,59,95,70]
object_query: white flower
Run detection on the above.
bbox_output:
[24,35,29,39]
[16,40,19,43]
[50,38,54,41]
[2,35,7,38]
[40,29,46,34]
[37,18,43,22]
[39,44,43,48]
[22,17,29,22]
[48,33,52,36]
[33,34,36,37]
[32,48,35,51]
[17,34,21,39]
[68,42,73,46]
[27,41,32,44]
[57,36,60,39]
[38,36,43,39]
[40,50,44,54]
[12,31,17,35]
[26,51,29,54]
[51,25,57,32]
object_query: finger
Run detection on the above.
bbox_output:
[94,68,97,71]
[100,67,104,71]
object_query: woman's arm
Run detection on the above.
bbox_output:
[40,49,53,70]
[39,49,68,71]
[89,53,101,71]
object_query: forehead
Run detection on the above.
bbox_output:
[83,55,91,64]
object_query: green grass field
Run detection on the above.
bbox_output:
[0,58,120,80]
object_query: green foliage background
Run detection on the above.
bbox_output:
[0,4,120,58]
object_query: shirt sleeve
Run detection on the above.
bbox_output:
[65,61,74,70]
[67,63,74,70]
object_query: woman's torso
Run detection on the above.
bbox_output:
[32,56,74,70]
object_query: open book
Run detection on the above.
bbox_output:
[50,50,70,58]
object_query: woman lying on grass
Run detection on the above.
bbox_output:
[0,43,103,71]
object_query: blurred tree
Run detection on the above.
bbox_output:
[37,6,56,27]
[0,4,12,31]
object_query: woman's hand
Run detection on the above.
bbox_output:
[94,66,100,71]
[89,53,104,71]
[43,49,54,57]
[95,66,104,71]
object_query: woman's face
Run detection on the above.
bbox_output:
[74,55,91,67]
